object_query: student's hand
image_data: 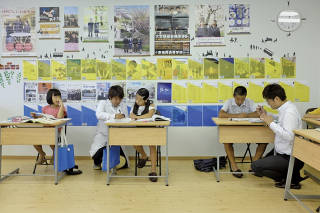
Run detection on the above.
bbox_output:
[57,97,63,107]
[260,113,273,125]
[115,114,125,119]
[256,105,266,116]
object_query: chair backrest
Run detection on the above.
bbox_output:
[305,108,317,114]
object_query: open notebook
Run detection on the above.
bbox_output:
[106,115,171,123]
[229,118,264,123]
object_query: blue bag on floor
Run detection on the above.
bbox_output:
[54,128,75,172]
[102,146,120,171]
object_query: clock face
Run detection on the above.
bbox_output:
[277,10,301,32]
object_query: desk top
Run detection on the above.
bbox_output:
[294,129,320,143]
[0,119,69,127]
[212,118,266,126]
[106,120,170,127]
[302,118,320,126]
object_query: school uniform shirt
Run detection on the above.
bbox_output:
[89,99,128,157]
[221,98,255,114]
[42,105,67,118]
[130,104,156,116]
[268,101,302,155]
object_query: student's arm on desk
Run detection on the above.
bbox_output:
[218,110,249,118]
[130,104,156,120]
[96,101,116,120]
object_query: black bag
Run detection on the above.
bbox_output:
[193,157,227,172]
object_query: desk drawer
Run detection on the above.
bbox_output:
[1,128,55,145]
[109,128,167,146]
[293,136,320,171]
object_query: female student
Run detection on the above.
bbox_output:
[32,89,67,165]
[90,85,129,170]
[129,88,158,182]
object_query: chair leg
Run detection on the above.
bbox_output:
[248,144,253,162]
[33,153,39,174]
[241,144,252,163]
[135,150,138,176]
[159,146,162,176]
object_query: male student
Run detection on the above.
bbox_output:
[219,86,267,178]
[251,83,306,189]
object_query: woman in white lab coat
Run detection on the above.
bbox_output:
[89,85,130,169]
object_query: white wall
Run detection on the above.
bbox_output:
[1,0,320,157]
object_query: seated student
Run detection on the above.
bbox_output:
[90,85,129,170]
[129,88,158,182]
[32,89,67,165]
[218,86,267,178]
[251,84,306,189]
[303,107,320,118]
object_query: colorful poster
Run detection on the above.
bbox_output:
[204,58,219,79]
[114,6,150,56]
[81,59,96,80]
[280,80,295,102]
[294,81,309,102]
[67,83,81,102]
[52,82,67,102]
[188,58,203,80]
[219,58,234,79]
[228,4,250,34]
[52,60,66,80]
[247,81,264,103]
[127,82,142,103]
[141,59,157,80]
[96,60,111,80]
[250,58,265,79]
[172,81,187,103]
[1,8,36,57]
[0,61,21,88]
[281,57,296,78]
[172,58,188,80]
[83,6,108,42]
[265,58,281,79]
[202,81,218,103]
[142,82,156,101]
[187,81,202,103]
[195,5,225,46]
[218,81,233,103]
[82,84,96,101]
[111,59,126,80]
[67,59,81,80]
[38,82,52,103]
[172,106,187,126]
[126,59,142,80]
[23,60,37,80]
[39,7,60,22]
[157,58,172,80]
[97,82,111,100]
[64,7,79,28]
[234,57,250,78]
[38,60,51,80]
[157,83,172,103]
[154,5,190,56]
[38,23,60,39]
[64,30,79,51]
[24,82,37,103]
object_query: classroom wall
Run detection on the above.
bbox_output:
[1,0,320,157]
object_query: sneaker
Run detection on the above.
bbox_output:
[93,164,102,170]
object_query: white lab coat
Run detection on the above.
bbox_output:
[89,99,130,166]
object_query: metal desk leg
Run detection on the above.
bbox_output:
[213,155,220,182]
[284,154,295,200]
[106,126,110,185]
[166,127,169,186]
[54,126,59,185]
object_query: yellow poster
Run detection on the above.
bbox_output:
[294,81,310,102]
[218,81,233,103]
[265,58,281,79]
[157,58,172,80]
[187,81,202,103]
[280,81,295,102]
[172,82,187,103]
[281,57,296,78]
[81,59,96,80]
[172,58,188,80]
[141,59,157,80]
[111,59,126,80]
[52,60,67,80]
[126,59,142,80]
[38,60,52,81]
[23,60,37,80]
[202,81,218,103]
[250,58,265,79]
[219,58,234,79]
[234,57,250,78]
[96,60,112,80]
[247,81,265,103]
[204,58,218,79]
[188,58,203,80]
[233,81,248,91]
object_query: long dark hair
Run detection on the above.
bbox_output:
[132,88,153,115]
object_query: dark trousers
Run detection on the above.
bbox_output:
[251,149,304,183]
